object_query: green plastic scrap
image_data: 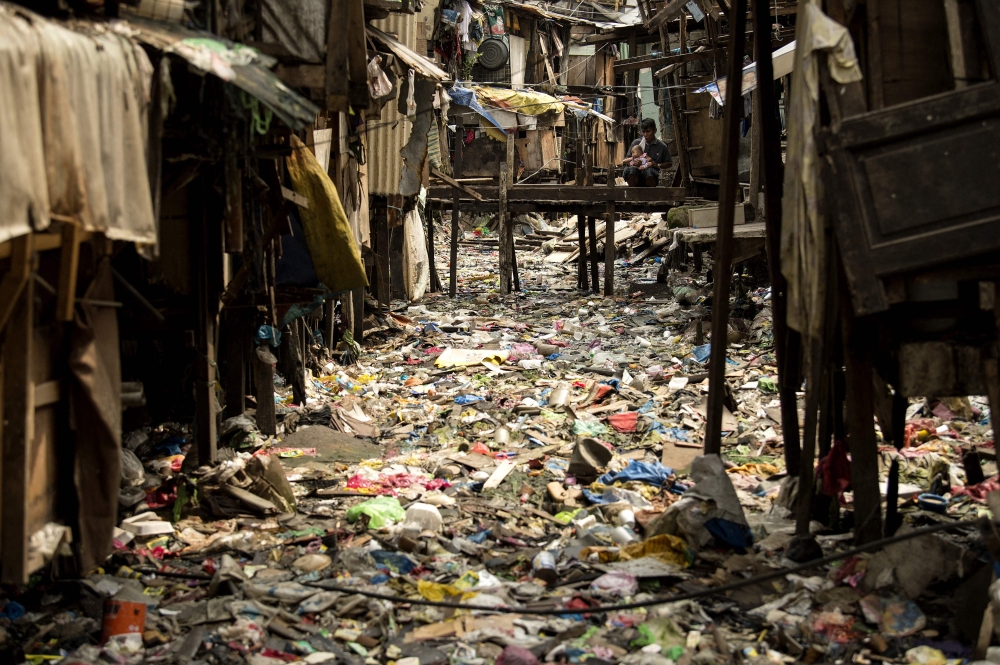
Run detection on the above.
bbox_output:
[572,420,608,436]
[758,376,778,393]
[630,624,656,648]
[346,496,406,529]
[553,508,583,524]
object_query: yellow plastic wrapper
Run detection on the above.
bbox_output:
[727,463,780,477]
[621,534,694,568]
[417,580,478,602]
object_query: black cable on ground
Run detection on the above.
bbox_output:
[289,517,987,616]
[132,518,985,615]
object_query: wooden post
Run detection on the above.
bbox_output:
[498,163,512,294]
[450,117,463,297]
[752,0,800,473]
[1,275,32,584]
[346,0,368,110]
[194,183,222,464]
[325,0,349,112]
[589,215,599,293]
[427,202,440,292]
[577,213,588,290]
[505,132,519,291]
[352,287,365,342]
[224,137,243,253]
[843,312,883,545]
[604,138,616,296]
[666,71,691,188]
[57,224,81,322]
[703,0,747,456]
[373,208,390,308]
[254,348,277,436]
[223,309,247,419]
[323,299,336,351]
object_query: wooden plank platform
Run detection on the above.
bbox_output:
[673,221,767,245]
[426,184,687,205]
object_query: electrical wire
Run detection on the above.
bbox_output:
[267,517,988,616]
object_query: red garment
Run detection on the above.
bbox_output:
[816,439,851,499]
[951,475,1000,502]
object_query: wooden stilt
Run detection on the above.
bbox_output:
[1,277,32,584]
[604,145,616,296]
[450,117,464,297]
[703,0,748,456]
[254,349,277,436]
[223,309,247,419]
[427,202,440,292]
[577,213,588,290]
[57,224,81,322]
[352,287,365,342]
[194,181,221,464]
[842,307,883,545]
[588,215,599,293]
[752,0,800,473]
[499,163,512,294]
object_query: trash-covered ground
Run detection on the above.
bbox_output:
[2,214,998,665]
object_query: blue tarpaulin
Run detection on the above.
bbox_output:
[597,461,675,487]
[449,86,506,133]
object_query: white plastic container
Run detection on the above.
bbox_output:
[402,503,443,534]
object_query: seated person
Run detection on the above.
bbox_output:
[622,118,672,187]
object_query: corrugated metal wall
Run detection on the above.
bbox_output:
[367,14,417,196]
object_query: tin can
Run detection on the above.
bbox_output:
[531,551,558,586]
[101,599,147,644]
[493,426,511,445]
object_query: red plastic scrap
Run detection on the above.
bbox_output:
[607,411,638,433]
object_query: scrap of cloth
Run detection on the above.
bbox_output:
[780,1,862,342]
[286,134,369,293]
[0,3,157,247]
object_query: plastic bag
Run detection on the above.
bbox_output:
[367,55,393,99]
[402,208,430,301]
[120,448,145,485]
[346,496,405,528]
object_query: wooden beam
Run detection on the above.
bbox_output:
[649,0,689,29]
[281,186,309,208]
[325,0,350,112]
[347,0,369,109]
[703,0,747,456]
[1,277,32,583]
[56,225,81,322]
[616,48,709,74]
[426,185,687,203]
[276,63,325,89]
[430,168,483,201]
[0,235,34,333]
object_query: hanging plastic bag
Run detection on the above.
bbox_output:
[367,55,393,99]
[405,69,417,119]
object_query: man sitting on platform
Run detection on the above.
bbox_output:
[622,118,672,187]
